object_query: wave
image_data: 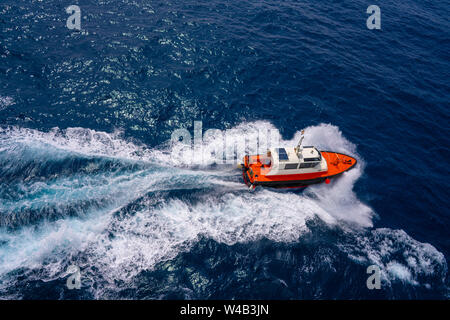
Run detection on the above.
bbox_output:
[0,122,446,298]
[0,96,14,111]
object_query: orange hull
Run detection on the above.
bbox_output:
[242,151,357,188]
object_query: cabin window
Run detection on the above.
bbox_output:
[284,163,298,170]
[299,162,318,168]
[277,148,289,161]
[304,157,321,162]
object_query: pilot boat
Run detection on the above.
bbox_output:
[240,132,357,189]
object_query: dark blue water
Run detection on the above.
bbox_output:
[0,0,448,299]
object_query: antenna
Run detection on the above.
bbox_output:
[295,130,305,156]
[296,130,305,149]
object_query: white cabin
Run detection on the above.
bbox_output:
[263,146,328,176]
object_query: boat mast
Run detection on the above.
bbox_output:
[295,130,305,156]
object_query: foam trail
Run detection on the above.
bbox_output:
[88,189,336,287]
[0,126,236,275]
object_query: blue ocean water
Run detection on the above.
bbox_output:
[0,0,449,299]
